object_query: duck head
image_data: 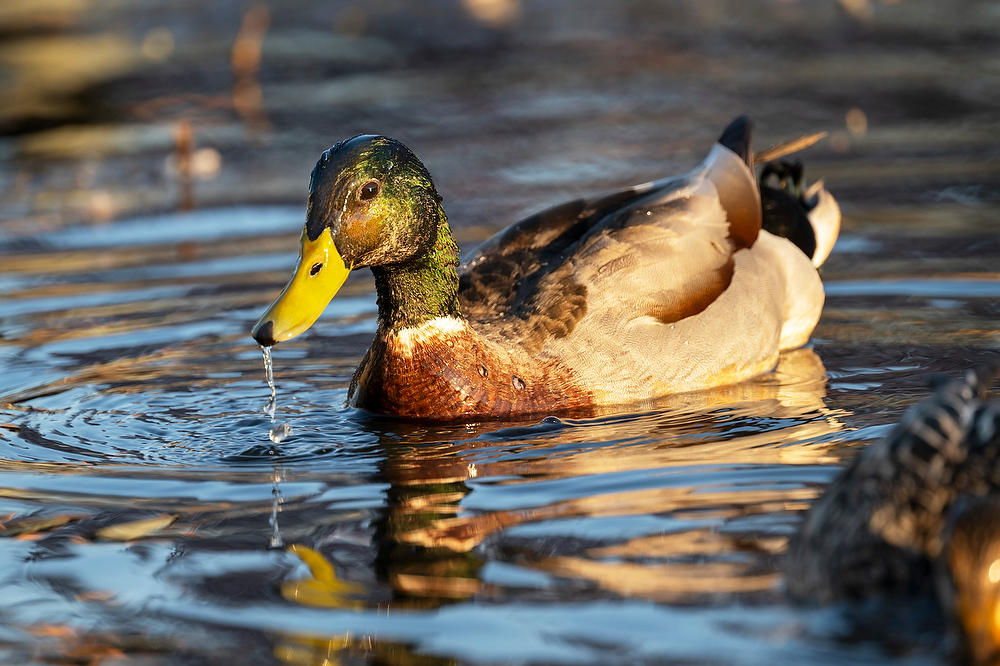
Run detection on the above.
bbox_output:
[251,135,444,346]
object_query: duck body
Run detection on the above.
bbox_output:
[252,117,841,421]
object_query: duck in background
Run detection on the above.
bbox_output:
[251,116,840,420]
[787,364,1000,664]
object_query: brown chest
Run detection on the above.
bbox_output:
[349,321,594,420]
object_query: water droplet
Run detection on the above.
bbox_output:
[269,422,292,444]
[269,466,284,549]
[512,375,525,390]
[446,340,454,347]
[478,364,489,378]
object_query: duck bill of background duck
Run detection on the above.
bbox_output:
[251,228,351,347]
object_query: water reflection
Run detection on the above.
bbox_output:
[215,348,845,663]
[293,348,845,608]
[274,632,455,666]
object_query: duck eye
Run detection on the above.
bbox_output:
[359,180,380,201]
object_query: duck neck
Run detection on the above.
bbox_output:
[372,214,462,330]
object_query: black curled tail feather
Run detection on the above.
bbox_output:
[759,159,817,260]
[718,116,753,168]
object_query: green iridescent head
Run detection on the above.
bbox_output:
[251,135,455,346]
[305,134,443,268]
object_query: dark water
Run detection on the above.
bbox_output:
[1,0,999,664]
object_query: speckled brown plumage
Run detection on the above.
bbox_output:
[786,364,1000,602]
[457,186,659,352]
[459,189,740,350]
[348,319,594,420]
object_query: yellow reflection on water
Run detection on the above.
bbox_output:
[281,545,363,609]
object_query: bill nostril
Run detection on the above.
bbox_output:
[252,320,277,347]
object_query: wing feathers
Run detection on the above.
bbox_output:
[461,123,782,358]
[702,144,762,249]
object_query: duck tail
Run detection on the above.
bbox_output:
[706,116,761,249]
[718,115,753,168]
[714,117,841,265]
[758,158,841,268]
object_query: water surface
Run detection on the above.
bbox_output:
[1,0,998,663]
[1,193,997,664]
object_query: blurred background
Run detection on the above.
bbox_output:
[1,2,998,665]
[2,0,996,235]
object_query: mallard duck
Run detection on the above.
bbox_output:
[786,365,1000,663]
[251,116,840,420]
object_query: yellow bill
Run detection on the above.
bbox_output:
[251,227,351,346]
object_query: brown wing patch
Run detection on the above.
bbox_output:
[466,264,589,356]
[537,279,588,339]
[597,254,636,277]
[510,262,588,355]
[458,251,532,319]
[460,186,656,318]
[646,257,734,324]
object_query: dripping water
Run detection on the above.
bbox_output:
[269,465,285,549]
[260,345,291,444]
[262,345,276,420]
[260,345,289,549]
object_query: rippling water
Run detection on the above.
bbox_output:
[2,0,999,663]
[1,193,997,664]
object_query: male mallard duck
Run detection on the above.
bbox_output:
[251,116,840,420]
[786,365,1000,663]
